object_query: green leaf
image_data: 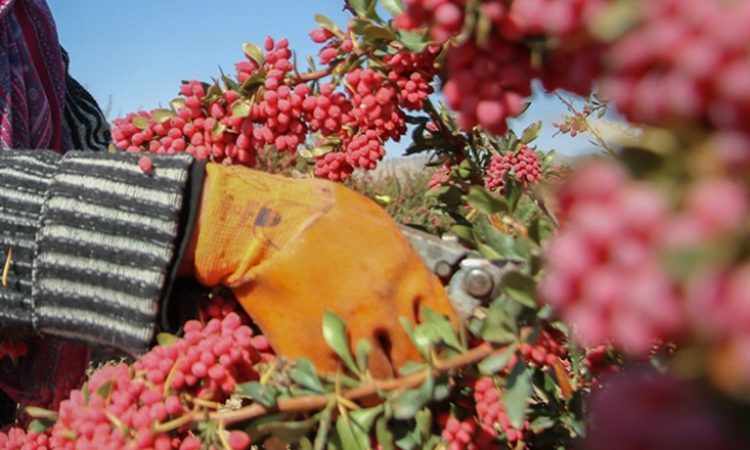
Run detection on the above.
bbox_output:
[503,178,523,213]
[95,380,114,399]
[314,400,336,450]
[239,382,278,408]
[390,373,433,420]
[81,382,89,405]
[422,308,462,351]
[399,316,418,352]
[530,415,556,433]
[502,272,538,308]
[475,217,529,260]
[381,0,403,15]
[450,224,476,245]
[478,345,518,375]
[398,361,428,377]
[312,145,335,157]
[413,323,439,354]
[28,418,55,434]
[457,158,474,178]
[156,332,178,347]
[392,419,423,450]
[350,405,384,436]
[521,121,542,144]
[322,310,359,375]
[366,0,383,21]
[170,97,187,111]
[415,408,432,440]
[482,301,517,345]
[254,416,318,443]
[335,415,367,450]
[315,14,342,35]
[433,372,452,401]
[25,406,58,420]
[290,359,325,394]
[477,242,503,260]
[435,185,465,208]
[239,69,267,94]
[351,20,399,41]
[232,101,251,119]
[206,82,223,101]
[398,30,430,53]
[355,339,372,374]
[504,360,532,429]
[375,416,395,450]
[242,42,265,66]
[466,186,508,215]
[132,116,149,130]
[222,73,240,92]
[151,108,176,124]
[348,0,368,16]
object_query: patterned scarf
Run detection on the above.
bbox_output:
[0,0,66,151]
[0,0,106,423]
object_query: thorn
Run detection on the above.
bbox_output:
[2,247,12,288]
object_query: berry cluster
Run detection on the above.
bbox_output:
[582,345,618,385]
[600,0,750,134]
[553,111,591,138]
[440,415,482,450]
[395,0,465,43]
[520,327,567,369]
[312,29,354,65]
[250,38,310,152]
[396,0,604,134]
[113,28,442,181]
[302,83,350,136]
[112,81,255,164]
[345,68,406,142]
[473,377,528,445]
[686,263,750,380]
[539,161,748,355]
[198,292,275,364]
[484,145,541,193]
[538,161,683,354]
[443,37,531,135]
[384,47,439,111]
[313,151,353,181]
[504,0,605,39]
[0,313,263,449]
[427,163,454,190]
[0,428,50,450]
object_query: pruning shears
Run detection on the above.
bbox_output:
[399,225,522,319]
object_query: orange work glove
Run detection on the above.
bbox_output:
[186,163,457,378]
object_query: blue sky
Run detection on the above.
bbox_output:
[47,1,594,157]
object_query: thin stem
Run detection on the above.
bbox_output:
[554,92,617,156]
[212,342,494,425]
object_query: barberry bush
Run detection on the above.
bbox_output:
[3,0,750,448]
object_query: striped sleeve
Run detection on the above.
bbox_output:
[0,150,61,336]
[60,48,112,152]
[29,151,196,354]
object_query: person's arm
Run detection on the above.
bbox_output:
[0,149,204,354]
[0,150,458,377]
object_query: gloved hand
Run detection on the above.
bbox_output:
[183,163,458,378]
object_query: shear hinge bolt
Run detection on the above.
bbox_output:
[464,268,494,298]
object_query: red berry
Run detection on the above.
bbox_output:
[138,156,153,174]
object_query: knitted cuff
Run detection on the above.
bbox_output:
[31,151,195,354]
[0,150,61,336]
